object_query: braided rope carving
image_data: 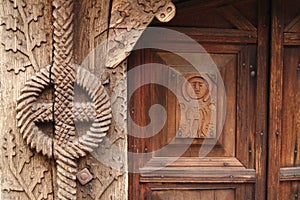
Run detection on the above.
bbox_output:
[17,69,112,199]
[16,66,112,199]
[52,1,80,198]
[51,1,79,199]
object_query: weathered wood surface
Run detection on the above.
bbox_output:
[0,0,176,199]
[269,0,300,199]
[0,0,54,199]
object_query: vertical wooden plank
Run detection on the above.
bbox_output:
[245,184,255,200]
[255,0,270,199]
[268,0,284,199]
[237,46,254,168]
[248,45,257,170]
[128,48,154,200]
[215,189,235,200]
[296,47,300,167]
[217,54,237,158]
[140,48,153,200]
[279,182,299,200]
[128,50,142,200]
[151,51,171,155]
[281,47,298,168]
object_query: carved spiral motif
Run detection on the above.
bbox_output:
[15,0,176,198]
[16,66,112,200]
[16,66,53,158]
[16,66,112,156]
[76,67,112,153]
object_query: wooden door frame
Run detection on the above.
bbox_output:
[256,0,270,199]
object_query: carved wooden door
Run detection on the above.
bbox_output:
[128,0,269,199]
[127,0,299,199]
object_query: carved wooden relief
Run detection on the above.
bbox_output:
[1,0,176,199]
[15,0,112,199]
[177,74,217,139]
[0,0,49,74]
[107,0,176,68]
[75,0,176,199]
[0,0,53,199]
[2,129,52,199]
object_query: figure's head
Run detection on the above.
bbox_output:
[187,76,209,100]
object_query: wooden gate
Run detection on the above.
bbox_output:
[128,0,300,199]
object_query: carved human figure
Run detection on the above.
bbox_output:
[182,75,215,138]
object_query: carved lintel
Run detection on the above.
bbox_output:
[105,0,176,69]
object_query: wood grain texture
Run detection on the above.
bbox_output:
[150,189,235,200]
[268,0,283,199]
[144,183,254,200]
[0,0,54,199]
[1,0,176,199]
[73,0,176,199]
[128,1,272,199]
[255,0,269,199]
[218,5,257,31]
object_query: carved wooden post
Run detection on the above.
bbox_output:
[1,0,176,199]
[16,0,112,199]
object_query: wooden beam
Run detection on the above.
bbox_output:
[154,27,257,44]
[140,167,256,183]
[268,0,284,199]
[255,0,270,199]
[284,32,300,45]
[284,14,300,33]
[280,167,300,181]
[176,0,239,11]
[218,5,257,31]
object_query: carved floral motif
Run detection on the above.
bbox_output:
[106,0,176,69]
[15,0,113,199]
[0,0,47,74]
[137,0,167,13]
[2,129,51,200]
[8,0,176,199]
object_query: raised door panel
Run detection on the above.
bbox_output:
[128,44,261,199]
[143,183,254,200]
[148,189,235,200]
[279,46,300,199]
